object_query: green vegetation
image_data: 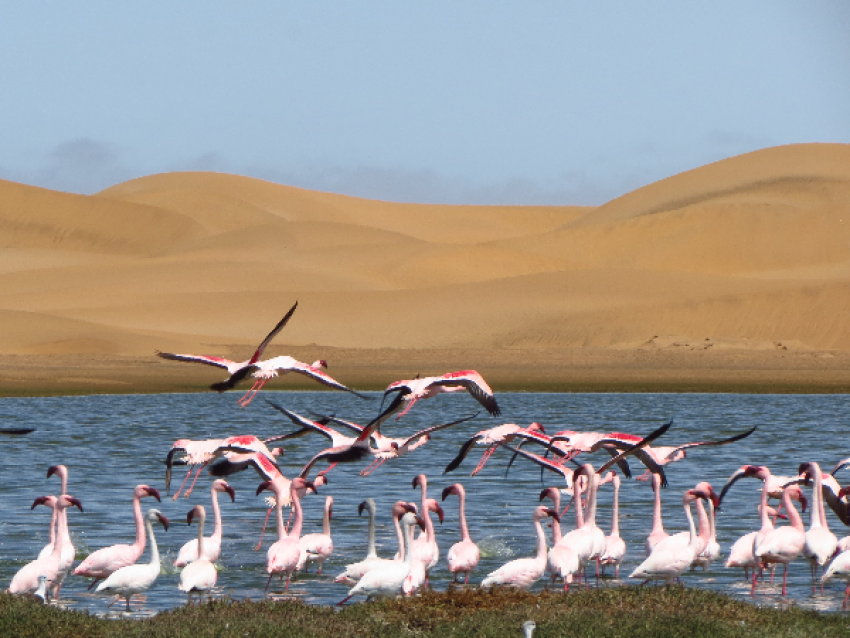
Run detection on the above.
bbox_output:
[2,587,848,638]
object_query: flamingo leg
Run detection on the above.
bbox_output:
[87,578,102,591]
[172,467,196,501]
[782,564,788,596]
[238,379,264,405]
[471,444,499,476]
[182,462,208,499]
[254,506,274,550]
[265,573,274,591]
[360,457,388,476]
[634,469,652,482]
[844,584,850,610]
[395,396,419,420]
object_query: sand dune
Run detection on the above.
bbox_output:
[2,143,850,391]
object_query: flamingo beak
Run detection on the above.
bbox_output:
[225,485,236,502]
[358,501,368,516]
[31,496,50,509]
[46,465,60,478]
[187,507,198,525]
[544,507,560,523]
[67,496,84,512]
[441,485,456,501]
[157,513,170,531]
[256,480,273,496]
[145,487,162,502]
[403,502,417,514]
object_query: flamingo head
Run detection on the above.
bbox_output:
[255,480,275,497]
[291,477,316,496]
[670,450,687,462]
[46,465,68,480]
[311,360,328,369]
[187,504,205,525]
[314,472,330,488]
[534,506,560,523]
[412,474,427,490]
[358,498,376,516]
[785,485,808,512]
[797,462,821,482]
[738,464,770,479]
[31,495,56,510]
[538,487,560,505]
[134,485,162,502]
[270,447,283,457]
[425,498,444,523]
[60,495,83,512]
[390,500,416,519]
[213,480,236,502]
[527,422,545,434]
[570,463,595,486]
[598,471,616,486]
[150,509,169,531]
[693,482,720,509]
[441,483,464,501]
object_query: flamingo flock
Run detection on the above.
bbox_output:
[8,302,850,615]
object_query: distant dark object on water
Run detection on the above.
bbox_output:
[0,427,36,435]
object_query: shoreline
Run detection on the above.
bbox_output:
[1,346,849,397]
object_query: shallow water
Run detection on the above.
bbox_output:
[1,391,848,616]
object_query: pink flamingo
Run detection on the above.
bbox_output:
[410,475,444,590]
[599,471,627,577]
[333,499,416,585]
[753,483,807,596]
[9,495,83,598]
[480,506,559,589]
[36,465,75,599]
[178,505,218,603]
[725,505,785,581]
[337,511,422,604]
[444,422,546,475]
[379,370,501,421]
[73,485,161,590]
[257,477,314,591]
[96,509,169,612]
[629,486,711,585]
[157,301,298,395]
[645,472,668,555]
[797,462,838,590]
[442,483,480,584]
[822,486,850,608]
[298,495,334,574]
[539,486,580,591]
[173,480,235,567]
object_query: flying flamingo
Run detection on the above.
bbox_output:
[257,477,314,591]
[753,484,808,596]
[599,471,627,577]
[629,486,711,585]
[298,495,334,574]
[95,509,169,612]
[379,370,501,422]
[441,483,479,585]
[156,301,298,396]
[178,505,218,603]
[73,485,161,590]
[444,422,546,476]
[337,511,422,605]
[173,480,235,567]
[9,495,84,598]
[480,505,559,590]
[333,499,416,585]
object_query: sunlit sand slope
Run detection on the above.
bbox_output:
[1,143,848,359]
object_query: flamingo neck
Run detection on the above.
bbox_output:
[195,513,206,558]
[610,478,620,536]
[548,491,563,544]
[210,488,223,542]
[651,477,664,536]
[51,502,68,561]
[457,489,472,543]
[322,498,332,536]
[366,507,378,559]
[402,519,415,568]
[573,480,585,529]
[131,493,146,551]
[684,499,698,551]
[275,497,287,542]
[146,517,160,566]
[694,499,710,541]
[533,515,548,564]
[289,492,304,539]
[783,489,804,532]
[585,473,599,529]
[809,466,825,530]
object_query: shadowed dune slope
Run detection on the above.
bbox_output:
[1,143,849,357]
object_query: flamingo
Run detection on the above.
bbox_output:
[441,483,479,585]
[645,472,668,556]
[753,484,808,596]
[822,486,850,609]
[410,475,443,590]
[36,465,75,599]
[156,301,298,395]
[9,495,84,597]
[96,509,169,612]
[298,495,334,574]
[73,485,161,590]
[444,422,546,476]
[692,482,721,571]
[379,370,500,422]
[599,471,627,577]
[629,486,711,585]
[539,486,580,591]
[651,482,719,566]
[559,464,606,584]
[480,506,559,590]
[725,505,785,581]
[333,499,416,585]
[632,427,757,481]
[173,480,235,567]
[717,464,802,507]
[337,511,421,604]
[178,505,218,603]
[257,477,314,591]
[796,462,838,590]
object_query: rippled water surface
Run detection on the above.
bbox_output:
[1,391,849,616]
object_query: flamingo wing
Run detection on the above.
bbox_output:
[593,421,673,484]
[249,301,298,363]
[265,400,338,442]
[662,426,757,462]
[400,413,479,449]
[156,352,239,371]
[210,364,258,393]
[431,371,500,416]
[310,413,366,435]
[276,360,370,399]
[443,434,485,474]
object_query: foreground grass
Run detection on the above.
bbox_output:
[2,587,849,638]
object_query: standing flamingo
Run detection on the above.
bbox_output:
[599,471,627,577]
[37,465,75,599]
[298,495,334,574]
[797,462,838,590]
[410,475,444,590]
[725,505,785,581]
[379,370,501,421]
[73,485,161,590]
[821,486,850,608]
[441,483,479,584]
[480,506,559,590]
[337,512,422,604]
[753,484,808,596]
[173,480,235,567]
[9,495,83,597]
[96,509,169,612]
[257,477,314,591]
[629,486,711,585]
[539,486,580,591]
[178,505,218,603]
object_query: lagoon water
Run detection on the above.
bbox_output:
[1,391,848,616]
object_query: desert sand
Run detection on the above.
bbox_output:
[1,143,850,396]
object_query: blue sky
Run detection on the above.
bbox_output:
[1,2,848,205]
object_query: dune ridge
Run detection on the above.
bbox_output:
[1,143,850,392]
